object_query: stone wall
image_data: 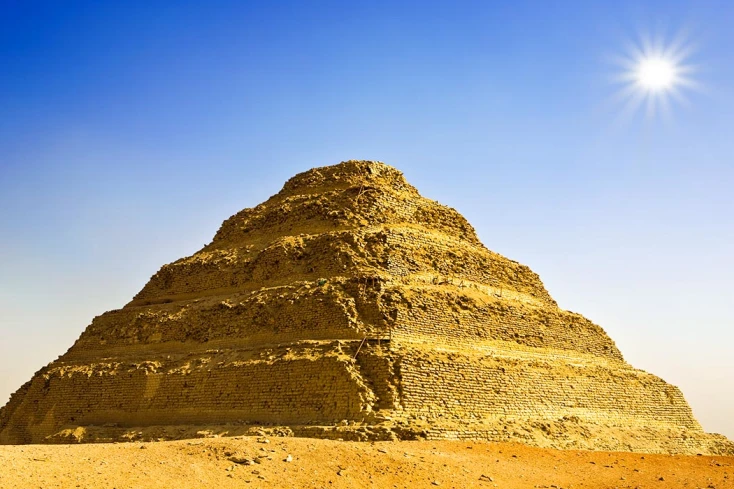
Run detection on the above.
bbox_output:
[213,161,479,249]
[397,349,698,429]
[73,277,617,362]
[211,184,478,251]
[0,344,380,445]
[0,339,708,451]
[132,225,549,307]
[389,286,623,360]
[74,284,370,355]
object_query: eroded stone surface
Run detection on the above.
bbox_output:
[1,160,731,454]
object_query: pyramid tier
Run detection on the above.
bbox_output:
[211,160,480,248]
[68,281,619,361]
[390,284,622,360]
[132,225,553,307]
[0,343,379,444]
[0,340,716,453]
[397,344,698,429]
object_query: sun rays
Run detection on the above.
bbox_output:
[611,30,700,121]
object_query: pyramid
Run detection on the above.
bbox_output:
[1,160,731,454]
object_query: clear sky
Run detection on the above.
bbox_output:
[1,1,732,439]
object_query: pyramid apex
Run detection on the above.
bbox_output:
[280,160,413,195]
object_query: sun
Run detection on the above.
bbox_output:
[612,31,699,119]
[636,57,676,91]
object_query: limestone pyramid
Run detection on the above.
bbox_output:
[1,160,731,454]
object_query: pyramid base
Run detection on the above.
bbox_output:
[4,340,733,455]
[42,418,734,455]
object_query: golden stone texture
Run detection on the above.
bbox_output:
[1,160,731,454]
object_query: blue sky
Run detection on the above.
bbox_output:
[1,1,733,438]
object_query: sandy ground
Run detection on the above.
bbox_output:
[0,437,731,489]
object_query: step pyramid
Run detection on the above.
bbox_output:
[1,160,731,454]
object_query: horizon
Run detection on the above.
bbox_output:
[1,1,733,440]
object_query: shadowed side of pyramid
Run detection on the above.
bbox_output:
[1,160,732,454]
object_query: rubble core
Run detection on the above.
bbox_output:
[1,160,731,454]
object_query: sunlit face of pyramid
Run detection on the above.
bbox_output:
[0,161,730,456]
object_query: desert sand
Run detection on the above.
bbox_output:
[0,437,730,489]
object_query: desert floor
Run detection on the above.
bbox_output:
[0,437,730,489]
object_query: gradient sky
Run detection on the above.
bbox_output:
[1,1,733,439]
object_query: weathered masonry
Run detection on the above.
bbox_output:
[1,160,732,454]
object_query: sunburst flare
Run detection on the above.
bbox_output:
[612,31,699,120]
